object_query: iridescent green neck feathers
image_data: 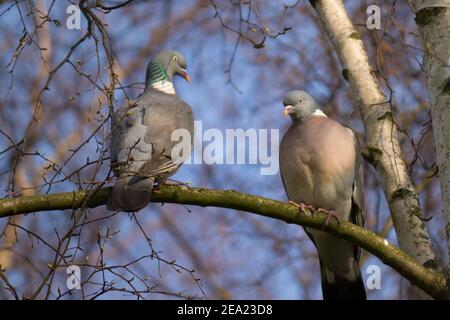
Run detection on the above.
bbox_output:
[145,62,175,94]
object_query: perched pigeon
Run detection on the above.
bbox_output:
[279,90,366,300]
[107,50,194,212]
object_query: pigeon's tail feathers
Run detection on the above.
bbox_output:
[319,258,367,300]
[107,176,154,212]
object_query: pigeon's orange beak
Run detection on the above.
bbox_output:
[180,69,190,82]
[283,105,293,117]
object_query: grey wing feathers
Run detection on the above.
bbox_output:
[142,96,194,167]
[347,128,365,228]
[111,104,154,177]
[107,102,155,212]
[107,90,194,212]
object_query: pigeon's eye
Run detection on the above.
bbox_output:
[299,99,302,103]
[173,56,178,62]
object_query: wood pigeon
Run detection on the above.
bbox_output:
[279,90,366,300]
[107,50,194,212]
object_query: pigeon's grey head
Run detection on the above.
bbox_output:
[282,90,322,121]
[146,50,190,84]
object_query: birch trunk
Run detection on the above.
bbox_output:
[413,0,450,270]
[309,0,438,294]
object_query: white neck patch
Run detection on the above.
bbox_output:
[312,109,327,117]
[151,80,175,95]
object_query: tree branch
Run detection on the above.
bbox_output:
[0,185,448,298]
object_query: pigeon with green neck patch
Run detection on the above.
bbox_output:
[280,90,366,300]
[107,50,194,212]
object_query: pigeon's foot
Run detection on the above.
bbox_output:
[289,201,316,214]
[315,209,340,230]
[288,202,340,228]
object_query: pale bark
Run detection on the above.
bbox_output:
[413,0,450,268]
[309,0,438,274]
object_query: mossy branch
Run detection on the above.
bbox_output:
[0,185,448,299]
